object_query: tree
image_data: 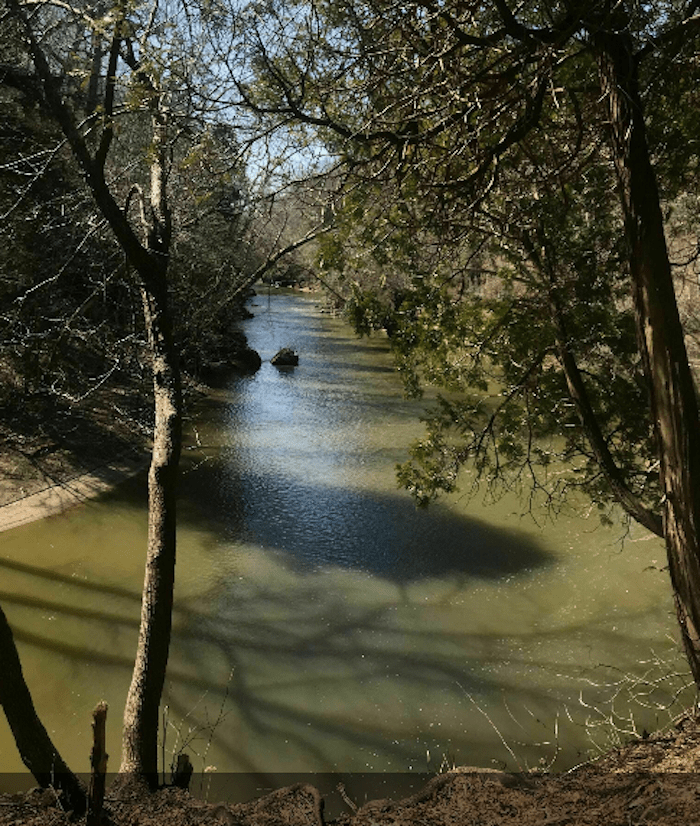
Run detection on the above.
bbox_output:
[2,0,331,787]
[3,0,183,785]
[0,605,87,812]
[242,0,700,683]
[0,0,238,784]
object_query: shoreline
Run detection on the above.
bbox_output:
[0,455,148,533]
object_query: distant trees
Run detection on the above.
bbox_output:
[0,63,142,414]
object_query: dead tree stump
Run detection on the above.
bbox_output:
[87,702,108,826]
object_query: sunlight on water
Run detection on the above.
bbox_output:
[0,290,690,784]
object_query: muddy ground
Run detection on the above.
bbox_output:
[2,714,700,826]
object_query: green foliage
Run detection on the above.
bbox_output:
[310,28,666,521]
[275,0,700,530]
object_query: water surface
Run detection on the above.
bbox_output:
[0,290,689,789]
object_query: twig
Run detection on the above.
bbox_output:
[458,684,523,771]
[336,783,358,814]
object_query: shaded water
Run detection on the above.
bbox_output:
[0,290,691,792]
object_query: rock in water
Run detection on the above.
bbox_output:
[233,346,262,372]
[271,348,299,366]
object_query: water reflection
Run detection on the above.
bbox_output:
[0,291,688,781]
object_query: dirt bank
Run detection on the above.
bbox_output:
[0,382,151,532]
[2,711,700,826]
[0,455,147,533]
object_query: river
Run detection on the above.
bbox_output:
[0,289,691,801]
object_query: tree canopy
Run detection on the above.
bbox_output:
[241,3,696,522]
[238,0,700,680]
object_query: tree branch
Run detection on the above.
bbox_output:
[522,233,663,537]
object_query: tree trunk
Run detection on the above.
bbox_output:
[118,97,180,787]
[119,267,181,785]
[8,0,183,789]
[85,31,104,115]
[0,605,86,814]
[594,19,700,685]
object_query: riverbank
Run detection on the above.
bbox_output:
[1,712,700,826]
[0,379,152,532]
[0,455,148,533]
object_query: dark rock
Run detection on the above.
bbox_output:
[231,347,262,372]
[271,348,299,367]
[199,347,261,387]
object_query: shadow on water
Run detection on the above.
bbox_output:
[176,383,553,585]
[178,453,554,583]
[0,549,680,777]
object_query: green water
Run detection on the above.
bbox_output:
[0,290,690,788]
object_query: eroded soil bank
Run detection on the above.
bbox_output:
[2,711,700,826]
[0,380,152,529]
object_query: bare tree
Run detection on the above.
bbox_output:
[3,0,184,786]
[1,0,331,788]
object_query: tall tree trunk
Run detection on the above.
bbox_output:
[119,266,181,785]
[120,104,180,785]
[593,18,700,685]
[0,605,86,814]
[8,0,183,790]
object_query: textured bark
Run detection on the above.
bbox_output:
[0,605,86,814]
[119,269,181,786]
[119,101,181,785]
[593,18,700,685]
[9,0,183,785]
